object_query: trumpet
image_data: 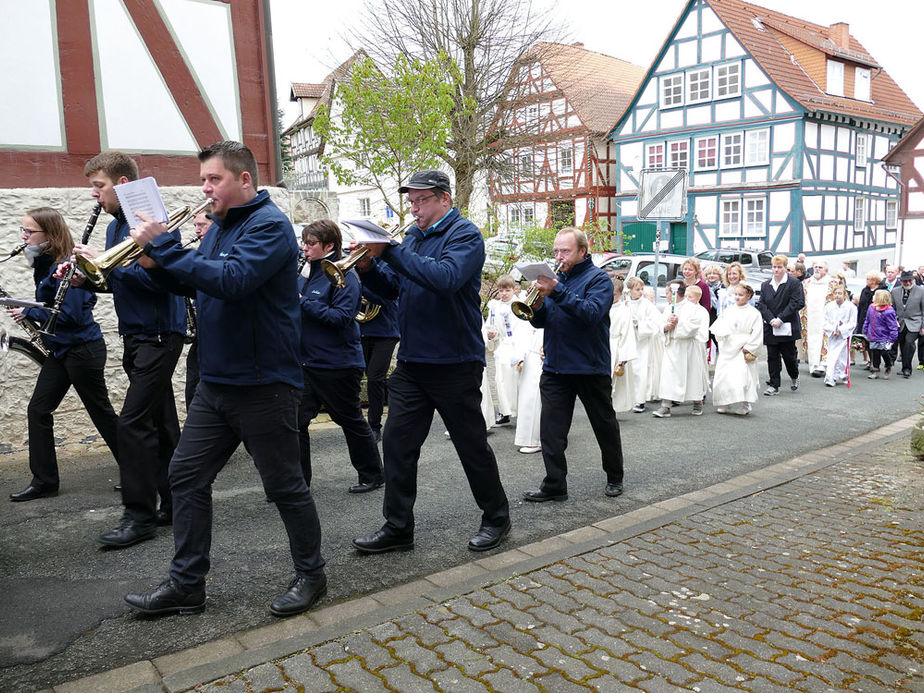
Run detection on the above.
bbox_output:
[76,198,213,290]
[511,261,562,321]
[321,221,412,289]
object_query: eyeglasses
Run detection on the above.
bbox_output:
[302,238,321,247]
[409,194,436,208]
[20,227,43,236]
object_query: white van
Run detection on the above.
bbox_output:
[594,253,690,304]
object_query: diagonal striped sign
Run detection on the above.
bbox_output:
[639,169,686,219]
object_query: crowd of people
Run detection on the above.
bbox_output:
[4,147,922,622]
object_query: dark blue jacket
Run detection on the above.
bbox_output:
[360,208,485,365]
[298,255,364,369]
[24,255,103,358]
[97,210,186,337]
[146,190,302,388]
[530,255,612,376]
[359,266,399,339]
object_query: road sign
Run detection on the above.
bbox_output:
[637,168,688,220]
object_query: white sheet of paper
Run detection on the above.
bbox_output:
[772,322,792,337]
[115,177,168,228]
[515,261,557,281]
[341,220,399,245]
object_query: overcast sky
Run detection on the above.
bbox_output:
[268,0,924,127]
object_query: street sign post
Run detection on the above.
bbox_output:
[637,168,688,292]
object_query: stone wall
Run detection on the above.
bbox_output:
[0,186,292,458]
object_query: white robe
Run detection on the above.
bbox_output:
[609,301,638,412]
[514,327,543,447]
[486,297,529,416]
[804,276,829,370]
[626,296,663,405]
[658,300,710,402]
[710,303,764,407]
[824,300,857,383]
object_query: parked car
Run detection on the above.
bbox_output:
[694,248,775,283]
[483,236,523,274]
[595,253,690,305]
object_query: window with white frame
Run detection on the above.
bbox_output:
[523,207,535,224]
[744,198,766,237]
[660,74,684,108]
[559,144,573,174]
[744,129,770,166]
[826,60,844,97]
[520,152,534,177]
[721,198,741,236]
[695,135,718,170]
[855,67,871,101]
[854,197,866,233]
[714,62,741,99]
[669,140,689,170]
[856,134,869,167]
[886,199,898,230]
[526,105,539,133]
[722,132,743,167]
[510,206,521,225]
[359,198,371,216]
[687,68,711,103]
[646,142,665,168]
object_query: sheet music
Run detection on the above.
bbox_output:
[341,219,399,245]
[515,261,558,281]
[114,177,168,228]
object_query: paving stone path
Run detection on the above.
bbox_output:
[197,438,923,692]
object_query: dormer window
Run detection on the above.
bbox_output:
[855,67,871,101]
[826,60,844,96]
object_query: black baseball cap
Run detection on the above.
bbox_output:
[398,170,452,194]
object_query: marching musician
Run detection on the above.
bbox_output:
[183,210,211,408]
[359,265,400,444]
[520,227,626,502]
[351,170,511,555]
[124,141,327,618]
[296,219,384,493]
[74,152,185,547]
[8,208,120,502]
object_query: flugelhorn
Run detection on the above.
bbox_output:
[511,261,562,321]
[321,221,411,289]
[76,199,213,290]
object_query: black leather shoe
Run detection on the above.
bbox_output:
[125,579,205,615]
[468,518,511,552]
[99,519,156,548]
[270,573,327,617]
[522,488,567,503]
[155,509,172,526]
[9,485,58,502]
[348,479,384,494]
[352,528,414,554]
[605,482,624,497]
[494,414,511,426]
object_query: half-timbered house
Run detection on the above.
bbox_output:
[489,42,645,232]
[609,0,921,269]
[882,116,924,268]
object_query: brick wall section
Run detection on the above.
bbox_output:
[0,186,292,457]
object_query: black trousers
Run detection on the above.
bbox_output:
[870,348,893,371]
[898,327,919,373]
[26,339,119,489]
[538,372,624,493]
[118,333,183,526]
[381,361,509,535]
[169,381,324,591]
[297,366,384,487]
[766,340,799,388]
[184,338,199,409]
[361,336,399,432]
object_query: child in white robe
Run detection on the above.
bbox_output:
[608,279,638,413]
[710,284,763,415]
[623,277,662,413]
[643,286,664,404]
[485,275,527,426]
[653,284,710,418]
[823,286,857,387]
[514,327,543,454]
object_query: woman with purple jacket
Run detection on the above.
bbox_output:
[863,289,900,380]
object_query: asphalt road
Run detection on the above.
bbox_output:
[0,364,921,692]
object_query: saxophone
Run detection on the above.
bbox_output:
[0,284,50,364]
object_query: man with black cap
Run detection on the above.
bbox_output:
[890,270,924,378]
[350,170,511,554]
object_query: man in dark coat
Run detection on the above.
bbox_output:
[756,254,805,395]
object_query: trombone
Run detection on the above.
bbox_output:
[511,261,562,321]
[76,198,213,290]
[321,221,412,289]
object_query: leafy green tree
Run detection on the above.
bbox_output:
[313,54,457,225]
[278,108,294,183]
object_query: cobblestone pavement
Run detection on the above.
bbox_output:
[191,437,923,692]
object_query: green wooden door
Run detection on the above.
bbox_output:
[621,222,657,253]
[669,222,687,255]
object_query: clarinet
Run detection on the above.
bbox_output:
[184,297,197,344]
[43,204,102,336]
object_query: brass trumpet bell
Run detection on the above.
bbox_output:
[321,251,366,290]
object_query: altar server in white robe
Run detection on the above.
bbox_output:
[485,275,527,425]
[624,278,662,413]
[642,286,664,403]
[803,261,831,377]
[823,286,857,387]
[609,279,638,413]
[710,284,764,415]
[653,285,710,418]
[514,326,544,453]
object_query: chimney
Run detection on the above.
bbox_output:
[829,22,850,49]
